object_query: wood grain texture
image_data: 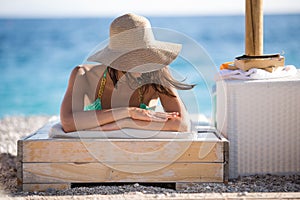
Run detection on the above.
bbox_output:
[245,0,263,55]
[223,140,229,184]
[17,140,23,188]
[21,140,225,163]
[23,162,223,183]
[234,56,285,71]
[18,125,228,191]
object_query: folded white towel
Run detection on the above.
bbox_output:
[218,65,297,80]
[49,122,197,139]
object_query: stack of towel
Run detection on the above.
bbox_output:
[217,64,297,80]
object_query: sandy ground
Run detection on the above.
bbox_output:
[0,116,299,199]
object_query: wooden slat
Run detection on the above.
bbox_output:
[223,140,229,184]
[23,162,223,183]
[21,140,225,163]
[17,140,23,162]
[17,140,23,188]
[16,162,22,187]
[23,183,71,192]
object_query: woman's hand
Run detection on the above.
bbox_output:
[88,109,179,131]
[129,107,179,122]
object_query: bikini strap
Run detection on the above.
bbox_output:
[97,68,108,99]
[98,68,150,110]
[138,86,151,110]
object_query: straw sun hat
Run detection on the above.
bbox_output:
[87,13,182,73]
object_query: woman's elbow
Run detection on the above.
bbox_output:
[168,117,190,132]
[60,112,76,133]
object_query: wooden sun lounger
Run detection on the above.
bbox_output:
[17,123,228,192]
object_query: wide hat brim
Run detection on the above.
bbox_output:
[87,33,182,73]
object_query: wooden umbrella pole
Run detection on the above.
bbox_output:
[234,0,284,71]
[245,0,263,56]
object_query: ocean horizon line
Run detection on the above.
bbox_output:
[0,13,299,20]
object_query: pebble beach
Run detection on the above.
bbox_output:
[0,116,299,199]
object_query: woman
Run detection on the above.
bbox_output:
[60,13,195,133]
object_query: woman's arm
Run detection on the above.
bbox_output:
[158,87,190,132]
[60,67,174,132]
[70,107,176,132]
[98,116,185,132]
[60,67,130,132]
[99,88,190,132]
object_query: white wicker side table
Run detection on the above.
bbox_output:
[216,70,300,179]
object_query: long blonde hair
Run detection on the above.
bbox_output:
[107,66,195,97]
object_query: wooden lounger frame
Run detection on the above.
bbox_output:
[17,125,228,192]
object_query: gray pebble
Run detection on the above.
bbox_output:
[133,183,139,187]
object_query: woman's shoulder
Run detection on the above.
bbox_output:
[67,64,105,83]
[73,64,106,75]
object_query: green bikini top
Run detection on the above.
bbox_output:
[84,68,151,111]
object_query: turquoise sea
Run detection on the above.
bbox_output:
[0,14,299,118]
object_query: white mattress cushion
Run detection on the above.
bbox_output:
[49,122,196,139]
